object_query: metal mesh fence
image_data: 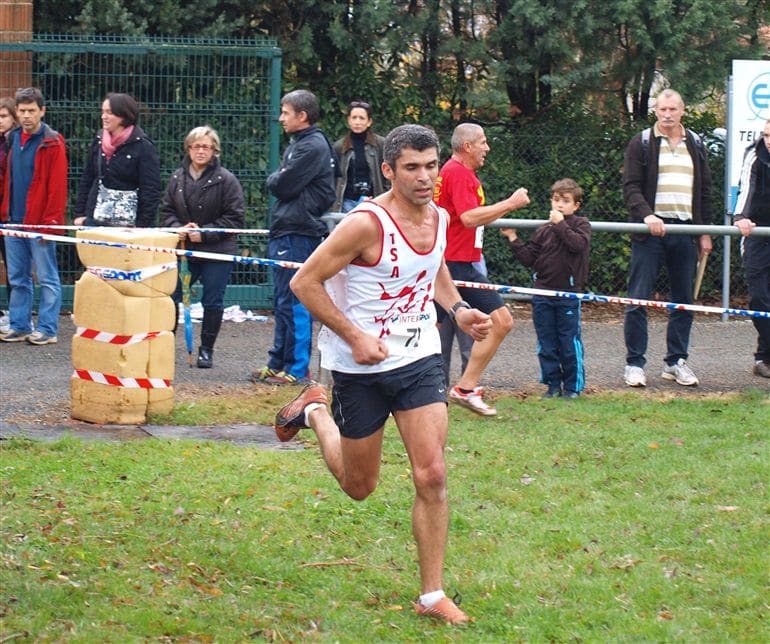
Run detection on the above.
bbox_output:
[1,33,281,308]
[0,37,747,310]
[466,120,743,304]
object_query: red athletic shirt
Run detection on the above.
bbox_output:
[433,157,486,262]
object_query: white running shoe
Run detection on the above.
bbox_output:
[449,386,497,416]
[661,359,699,386]
[624,365,647,387]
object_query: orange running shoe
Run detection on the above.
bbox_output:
[274,383,328,442]
[414,596,469,625]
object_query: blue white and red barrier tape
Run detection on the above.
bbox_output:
[1,226,767,320]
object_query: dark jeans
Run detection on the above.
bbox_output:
[173,259,234,350]
[742,236,770,362]
[624,235,697,368]
[173,259,234,311]
[268,234,322,378]
[438,318,473,385]
[533,295,585,393]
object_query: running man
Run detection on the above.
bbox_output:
[274,124,491,625]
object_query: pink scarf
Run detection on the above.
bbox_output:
[101,125,134,162]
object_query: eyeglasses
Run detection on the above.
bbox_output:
[349,100,371,110]
[190,143,213,151]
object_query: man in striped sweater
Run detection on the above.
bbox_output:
[621,89,714,388]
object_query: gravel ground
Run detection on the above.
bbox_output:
[0,302,766,427]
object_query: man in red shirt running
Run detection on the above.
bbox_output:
[434,123,529,415]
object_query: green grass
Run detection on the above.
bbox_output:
[1,391,767,641]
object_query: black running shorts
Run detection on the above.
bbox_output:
[331,354,447,439]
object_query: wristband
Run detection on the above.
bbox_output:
[449,300,471,321]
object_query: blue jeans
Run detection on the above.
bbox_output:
[5,237,62,336]
[342,198,361,213]
[533,296,585,393]
[624,235,697,368]
[267,234,323,378]
[172,259,234,311]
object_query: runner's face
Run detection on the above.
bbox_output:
[466,132,489,169]
[386,147,439,206]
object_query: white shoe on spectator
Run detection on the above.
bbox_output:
[661,359,699,386]
[624,365,646,387]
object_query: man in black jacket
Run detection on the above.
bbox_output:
[252,89,337,385]
[733,118,770,378]
[622,89,713,388]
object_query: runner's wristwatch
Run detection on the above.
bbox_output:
[449,300,471,320]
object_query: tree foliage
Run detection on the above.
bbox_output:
[35,0,767,125]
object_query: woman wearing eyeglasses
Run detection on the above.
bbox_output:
[73,93,160,227]
[332,100,388,213]
[160,125,246,368]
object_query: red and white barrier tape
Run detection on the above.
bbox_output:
[74,327,169,346]
[72,369,171,389]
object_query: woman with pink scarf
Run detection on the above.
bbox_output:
[74,93,160,227]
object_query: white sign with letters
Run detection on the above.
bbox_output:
[728,59,770,211]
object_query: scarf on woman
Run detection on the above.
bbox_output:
[101,125,134,162]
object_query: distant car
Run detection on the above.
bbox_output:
[704,127,726,154]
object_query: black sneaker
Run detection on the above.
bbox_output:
[197,347,213,368]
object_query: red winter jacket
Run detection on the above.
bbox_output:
[0,124,68,234]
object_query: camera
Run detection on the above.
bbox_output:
[352,181,372,197]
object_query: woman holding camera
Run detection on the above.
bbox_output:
[332,100,388,213]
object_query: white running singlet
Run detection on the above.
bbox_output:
[319,201,448,374]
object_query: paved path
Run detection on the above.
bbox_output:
[0,420,299,450]
[0,306,766,444]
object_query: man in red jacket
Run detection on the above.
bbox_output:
[0,88,67,345]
